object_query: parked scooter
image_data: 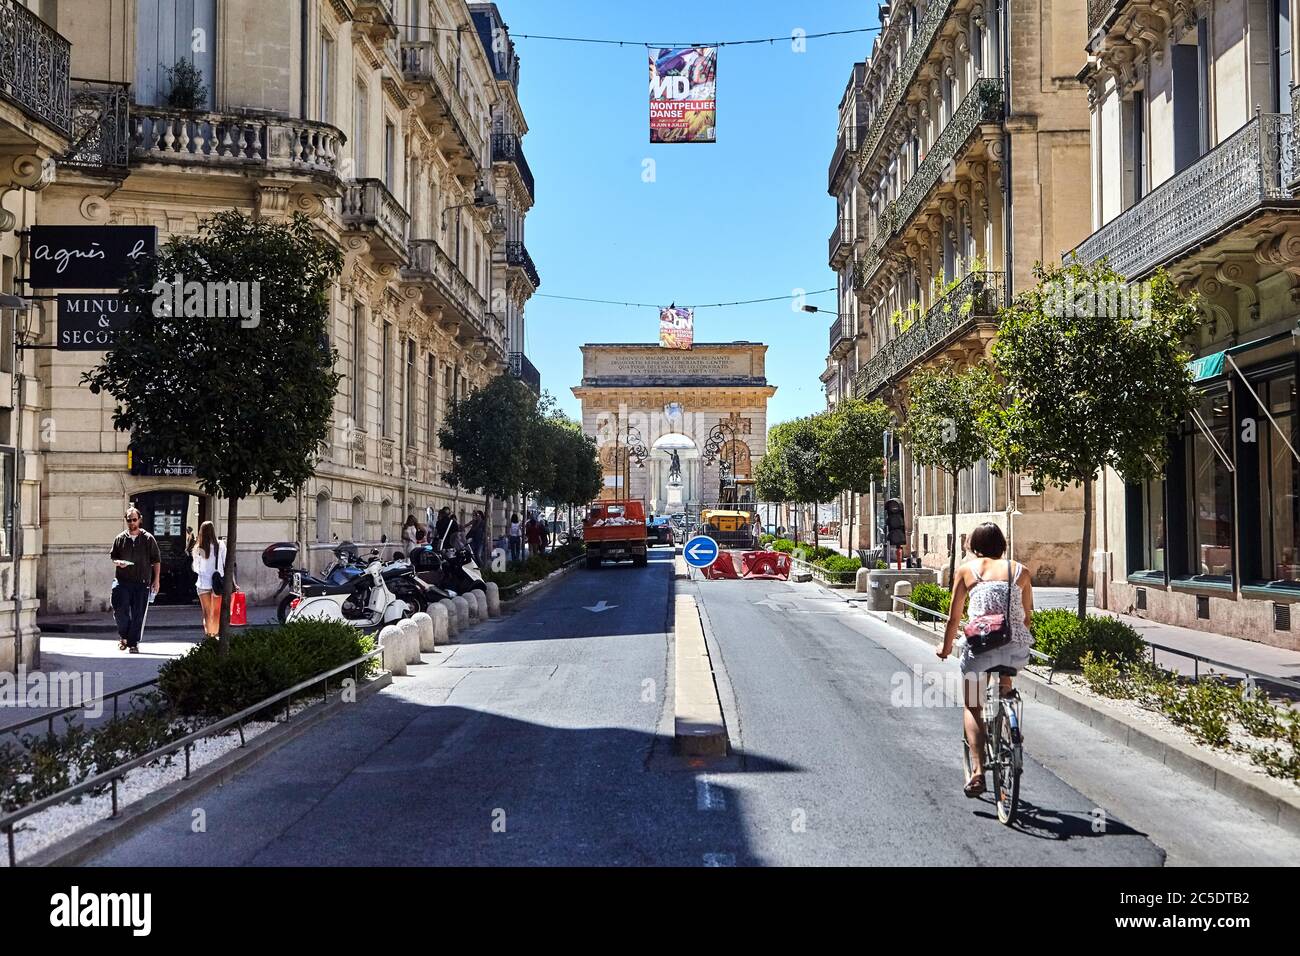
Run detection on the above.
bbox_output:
[382,550,453,613]
[408,544,487,596]
[263,541,366,624]
[282,555,412,631]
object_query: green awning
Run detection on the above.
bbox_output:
[1188,351,1225,382]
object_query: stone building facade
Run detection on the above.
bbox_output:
[1077,0,1300,647]
[571,344,775,515]
[0,0,540,669]
[826,0,1095,585]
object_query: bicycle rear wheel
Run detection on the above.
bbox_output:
[994,708,1021,825]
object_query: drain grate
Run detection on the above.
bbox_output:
[1275,602,1291,632]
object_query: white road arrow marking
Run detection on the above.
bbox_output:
[583,600,618,613]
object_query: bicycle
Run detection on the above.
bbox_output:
[962,664,1023,825]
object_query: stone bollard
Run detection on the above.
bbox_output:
[444,598,460,639]
[429,601,450,645]
[485,582,501,618]
[412,611,435,653]
[892,580,914,616]
[470,588,488,622]
[451,595,470,633]
[397,618,421,664]
[465,590,481,621]
[379,624,406,677]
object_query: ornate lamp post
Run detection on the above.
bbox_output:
[702,421,741,501]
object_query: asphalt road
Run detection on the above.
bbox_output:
[87,549,1300,866]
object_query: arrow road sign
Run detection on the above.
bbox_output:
[584,600,617,613]
[683,535,720,569]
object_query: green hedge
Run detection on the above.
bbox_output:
[157,619,376,720]
[1030,610,1144,670]
[910,582,952,622]
[818,554,862,575]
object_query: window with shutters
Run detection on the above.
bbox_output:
[134,0,217,108]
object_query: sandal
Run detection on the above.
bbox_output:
[118,638,128,651]
[963,773,986,798]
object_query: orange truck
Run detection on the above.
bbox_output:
[583,499,648,569]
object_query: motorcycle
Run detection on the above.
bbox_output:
[263,541,366,624]
[409,544,486,596]
[382,550,453,613]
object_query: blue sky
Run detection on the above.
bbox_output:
[505,0,879,426]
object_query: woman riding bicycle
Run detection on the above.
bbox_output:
[936,522,1034,797]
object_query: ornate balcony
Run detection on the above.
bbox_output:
[491,132,534,202]
[505,239,541,290]
[856,0,955,173]
[1072,112,1294,281]
[401,41,485,181]
[828,219,853,269]
[61,79,129,173]
[508,351,541,395]
[402,239,489,340]
[828,128,856,193]
[353,0,398,43]
[341,178,410,265]
[853,271,1005,400]
[828,316,852,359]
[853,206,896,296]
[130,105,344,186]
[0,0,70,149]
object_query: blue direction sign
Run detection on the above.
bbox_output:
[683,535,720,570]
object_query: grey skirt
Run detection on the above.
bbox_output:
[957,639,1032,675]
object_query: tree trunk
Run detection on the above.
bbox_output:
[483,491,492,566]
[1078,476,1093,621]
[949,472,959,590]
[217,495,239,651]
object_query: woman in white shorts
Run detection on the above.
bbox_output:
[937,522,1034,797]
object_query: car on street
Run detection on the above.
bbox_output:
[647,515,676,548]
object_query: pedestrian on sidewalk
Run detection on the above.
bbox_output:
[526,511,545,558]
[191,520,228,639]
[401,514,419,553]
[508,512,522,563]
[434,505,460,552]
[110,507,161,654]
[466,509,486,564]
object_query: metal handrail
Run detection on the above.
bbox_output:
[1144,640,1300,694]
[0,678,159,741]
[889,594,1056,679]
[2,645,384,866]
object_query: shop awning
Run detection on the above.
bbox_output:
[1188,351,1225,382]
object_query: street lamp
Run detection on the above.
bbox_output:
[440,182,498,231]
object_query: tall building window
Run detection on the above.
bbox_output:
[350,303,366,428]
[319,33,334,122]
[134,0,216,107]
[1197,17,1212,153]
[1184,390,1234,579]
[354,80,369,178]
[1129,478,1167,576]
[381,321,392,436]
[426,355,437,450]
[405,340,416,447]
[1255,370,1299,582]
[383,120,396,188]
[316,492,331,543]
[1131,89,1146,204]
[1276,0,1292,114]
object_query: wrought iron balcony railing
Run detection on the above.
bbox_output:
[828,316,852,357]
[828,219,853,268]
[893,78,1003,239]
[508,351,541,395]
[0,0,71,137]
[853,271,1005,400]
[857,0,955,173]
[341,178,410,263]
[404,239,489,333]
[1088,0,1124,36]
[131,105,344,178]
[491,132,534,201]
[828,128,856,192]
[853,205,896,294]
[505,240,541,290]
[1072,112,1294,280]
[62,79,129,171]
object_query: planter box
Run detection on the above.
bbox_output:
[862,568,938,611]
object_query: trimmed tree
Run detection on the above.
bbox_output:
[990,259,1201,619]
[822,397,892,555]
[84,211,342,646]
[900,362,999,587]
[779,415,837,547]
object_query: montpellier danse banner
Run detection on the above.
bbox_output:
[649,46,717,143]
[659,306,694,349]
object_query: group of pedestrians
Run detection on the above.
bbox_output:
[506,511,548,563]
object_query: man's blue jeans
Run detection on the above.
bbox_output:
[112,582,150,648]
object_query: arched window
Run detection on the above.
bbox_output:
[315,491,331,543]
[380,499,392,543]
[351,496,365,544]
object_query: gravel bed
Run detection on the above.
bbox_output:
[1,699,315,866]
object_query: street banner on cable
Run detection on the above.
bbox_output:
[659,305,694,349]
[649,46,717,143]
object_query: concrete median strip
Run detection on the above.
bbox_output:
[674,594,728,756]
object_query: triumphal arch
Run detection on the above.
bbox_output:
[571,342,776,512]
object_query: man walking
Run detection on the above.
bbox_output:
[110,507,161,653]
